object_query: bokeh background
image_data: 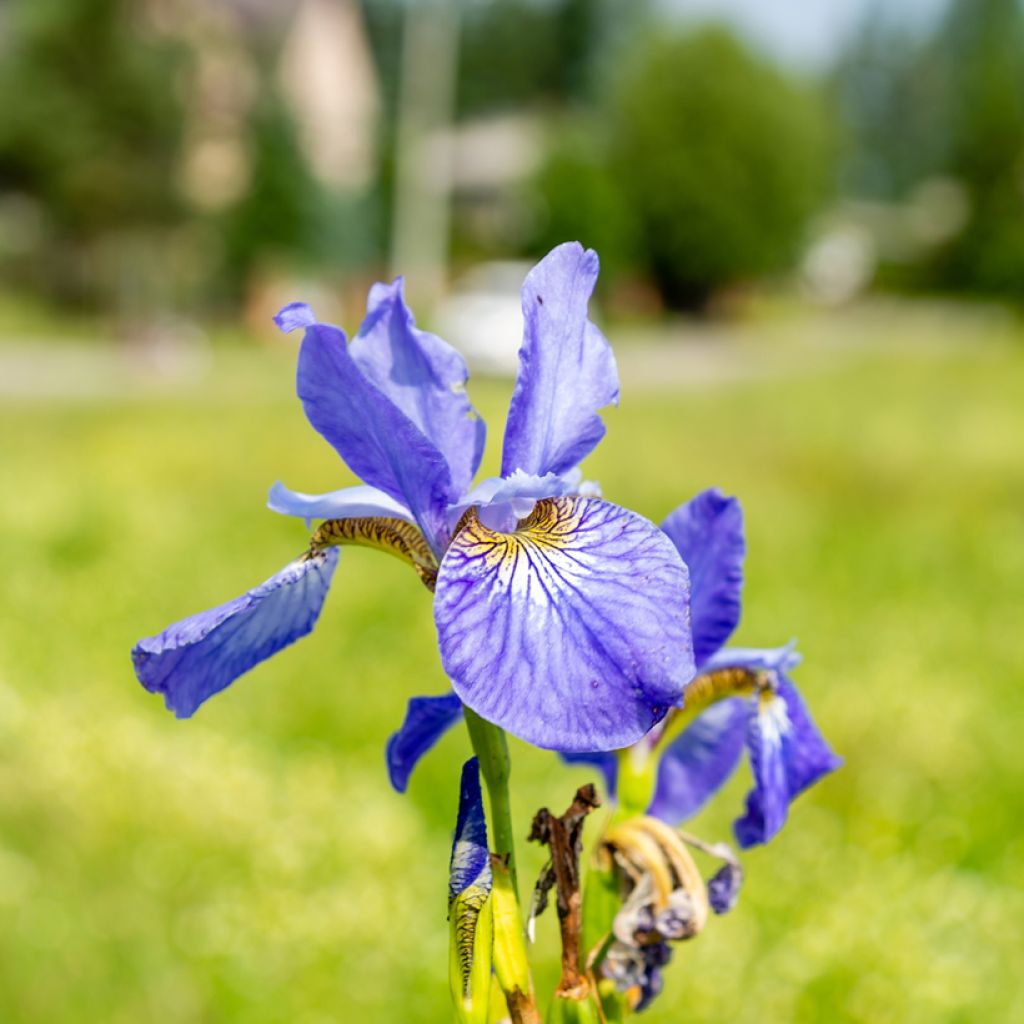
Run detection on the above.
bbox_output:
[2,1,1023,1020]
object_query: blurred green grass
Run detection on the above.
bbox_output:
[1,310,1023,1022]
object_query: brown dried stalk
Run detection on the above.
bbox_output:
[528,784,601,998]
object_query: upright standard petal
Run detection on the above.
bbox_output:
[132,549,339,718]
[282,311,453,551]
[448,469,574,534]
[434,497,695,752]
[268,481,415,527]
[500,243,619,479]
[647,698,748,824]
[733,678,841,848]
[661,489,745,667]
[350,279,486,496]
[386,692,465,793]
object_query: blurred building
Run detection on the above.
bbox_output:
[278,0,380,192]
[172,0,380,212]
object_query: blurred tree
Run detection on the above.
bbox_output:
[457,0,559,115]
[219,87,324,301]
[928,0,1024,297]
[531,122,640,285]
[455,0,636,116]
[0,0,187,305]
[832,21,948,200]
[536,27,832,311]
[362,0,406,118]
[834,0,1024,299]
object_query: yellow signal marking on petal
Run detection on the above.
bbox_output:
[683,666,761,711]
[654,666,766,753]
[453,498,588,576]
[307,516,438,589]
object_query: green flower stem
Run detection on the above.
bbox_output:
[464,707,519,900]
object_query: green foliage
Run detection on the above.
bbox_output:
[534,28,834,309]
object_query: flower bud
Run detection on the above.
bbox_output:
[490,854,532,1001]
[448,760,494,1023]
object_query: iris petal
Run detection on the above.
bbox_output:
[350,279,486,497]
[449,470,574,533]
[386,693,465,793]
[733,676,840,848]
[775,675,843,801]
[647,698,748,824]
[282,310,453,552]
[661,489,745,667]
[132,549,339,718]
[734,694,791,847]
[700,642,801,676]
[434,496,695,751]
[273,301,317,332]
[268,481,414,527]
[501,243,619,479]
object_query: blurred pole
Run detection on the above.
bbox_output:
[390,0,460,310]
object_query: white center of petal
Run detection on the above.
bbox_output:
[758,693,792,746]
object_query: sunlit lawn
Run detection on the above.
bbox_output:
[1,305,1022,1022]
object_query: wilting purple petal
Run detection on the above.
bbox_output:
[350,279,486,497]
[707,862,743,915]
[449,757,491,903]
[434,496,695,751]
[449,470,574,533]
[501,243,619,479]
[560,750,619,797]
[132,549,339,718]
[282,310,453,552]
[268,481,414,527]
[647,698,748,824]
[385,692,464,793]
[635,946,668,1012]
[661,489,744,667]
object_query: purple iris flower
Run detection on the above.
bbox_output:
[132,243,696,754]
[563,488,841,847]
